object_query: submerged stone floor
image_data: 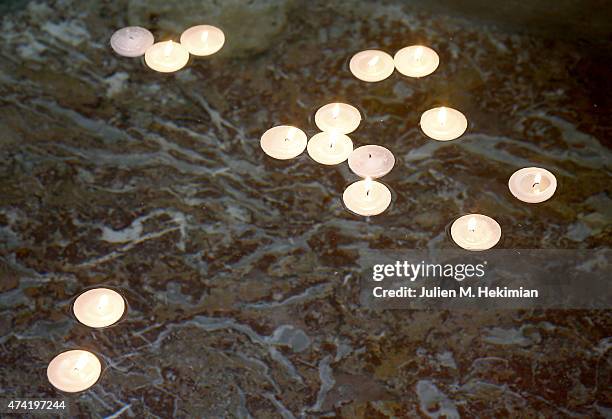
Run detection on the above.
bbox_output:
[0,0,610,417]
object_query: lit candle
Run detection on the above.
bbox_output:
[47,350,102,393]
[343,178,392,216]
[110,26,154,58]
[73,288,126,328]
[180,25,225,56]
[450,214,501,251]
[260,125,307,160]
[314,103,361,134]
[307,132,353,165]
[508,167,557,203]
[144,40,190,73]
[348,145,395,178]
[394,45,439,78]
[420,106,467,141]
[349,50,395,82]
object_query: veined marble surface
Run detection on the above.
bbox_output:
[0,0,610,417]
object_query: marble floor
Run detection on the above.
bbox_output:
[0,0,610,417]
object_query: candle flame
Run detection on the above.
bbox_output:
[533,173,542,186]
[201,30,209,44]
[74,353,89,373]
[364,177,373,198]
[331,104,340,119]
[164,40,173,57]
[329,132,337,149]
[414,46,424,61]
[97,294,109,311]
[367,54,380,68]
[532,172,542,193]
[467,216,477,232]
[286,127,297,142]
[437,107,447,126]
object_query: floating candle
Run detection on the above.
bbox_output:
[180,25,225,56]
[349,50,395,82]
[144,40,190,73]
[110,26,154,58]
[508,167,557,203]
[451,214,501,251]
[260,125,307,160]
[343,178,392,216]
[314,103,361,134]
[420,106,467,141]
[348,145,395,178]
[73,288,126,328]
[47,350,102,393]
[394,45,439,78]
[307,132,353,165]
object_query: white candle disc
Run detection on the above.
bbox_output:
[314,103,361,134]
[110,26,154,58]
[420,107,467,141]
[349,50,395,82]
[343,180,392,216]
[348,145,395,178]
[180,25,225,56]
[144,41,190,73]
[394,45,439,78]
[73,288,126,328]
[260,125,307,160]
[47,350,102,393]
[307,132,353,165]
[508,167,557,203]
[450,214,501,251]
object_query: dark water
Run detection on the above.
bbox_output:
[0,0,610,417]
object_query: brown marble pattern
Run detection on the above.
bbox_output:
[0,0,611,417]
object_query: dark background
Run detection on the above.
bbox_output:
[0,0,610,417]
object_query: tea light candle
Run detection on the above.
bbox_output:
[394,45,439,78]
[420,106,467,141]
[144,40,190,73]
[343,178,392,216]
[180,25,225,56]
[47,350,102,393]
[110,26,154,58]
[508,167,557,203]
[260,125,307,160]
[307,132,353,165]
[315,103,361,134]
[73,288,126,328]
[451,214,501,251]
[348,145,395,178]
[349,50,395,82]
